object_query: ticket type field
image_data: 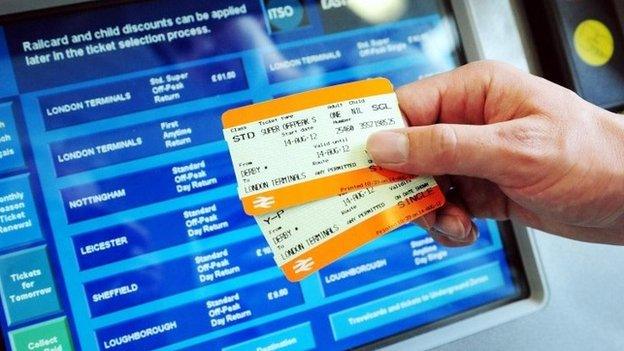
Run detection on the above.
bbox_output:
[256,177,445,281]
[222,78,413,215]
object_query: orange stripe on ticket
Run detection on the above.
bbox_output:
[222,77,393,128]
[241,167,414,216]
[280,185,446,282]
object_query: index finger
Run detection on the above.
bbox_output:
[396,60,531,127]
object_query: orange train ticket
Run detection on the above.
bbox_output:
[222,78,413,216]
[255,177,445,281]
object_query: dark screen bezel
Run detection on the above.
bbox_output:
[0,1,530,350]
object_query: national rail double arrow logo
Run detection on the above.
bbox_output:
[293,257,314,273]
[253,196,276,209]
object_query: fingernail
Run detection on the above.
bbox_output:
[367,131,409,164]
[469,222,480,241]
[433,215,469,241]
[420,216,432,229]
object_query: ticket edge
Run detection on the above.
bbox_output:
[221,77,394,128]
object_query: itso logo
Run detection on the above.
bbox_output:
[263,0,309,33]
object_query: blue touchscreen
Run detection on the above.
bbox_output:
[0,1,525,350]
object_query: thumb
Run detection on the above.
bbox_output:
[367,123,515,183]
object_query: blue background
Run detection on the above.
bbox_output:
[0,1,525,350]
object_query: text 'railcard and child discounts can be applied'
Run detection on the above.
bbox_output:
[222,78,445,281]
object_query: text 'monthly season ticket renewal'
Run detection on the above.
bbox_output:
[222,78,414,215]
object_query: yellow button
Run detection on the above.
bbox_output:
[573,19,614,67]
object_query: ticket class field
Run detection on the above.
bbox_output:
[256,177,445,281]
[222,78,413,215]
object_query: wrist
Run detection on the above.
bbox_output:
[595,109,624,229]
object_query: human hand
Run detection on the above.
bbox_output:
[367,61,624,246]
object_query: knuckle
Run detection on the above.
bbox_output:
[496,122,560,169]
[430,124,460,165]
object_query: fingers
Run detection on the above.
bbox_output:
[413,211,436,230]
[367,115,557,188]
[367,122,511,182]
[396,60,530,126]
[429,229,477,247]
[449,176,511,220]
[413,202,479,247]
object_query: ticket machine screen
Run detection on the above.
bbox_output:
[0,1,528,349]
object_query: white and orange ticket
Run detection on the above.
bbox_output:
[222,78,445,281]
[256,177,445,281]
[222,78,414,216]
